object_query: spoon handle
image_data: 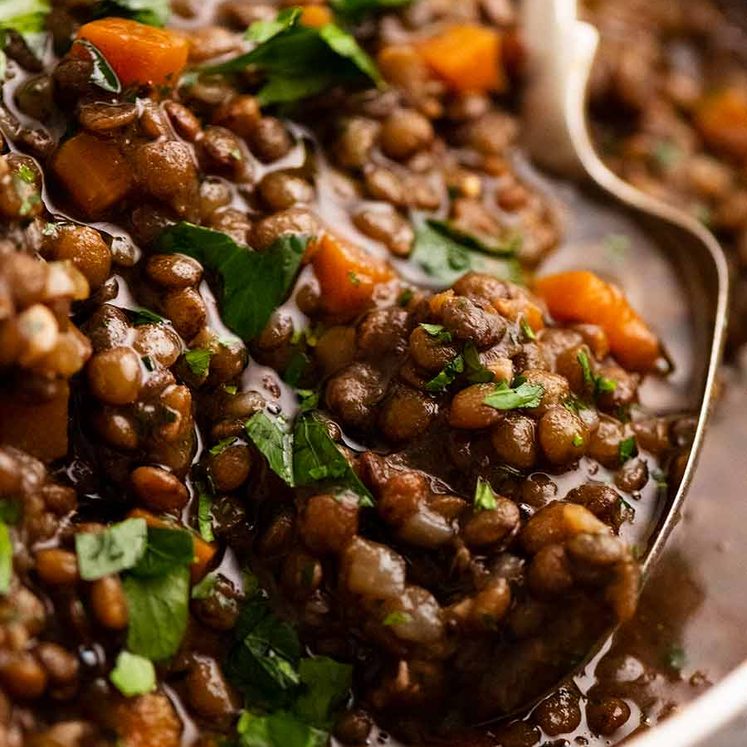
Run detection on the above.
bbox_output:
[521,0,599,178]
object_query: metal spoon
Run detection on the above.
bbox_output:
[522,0,729,576]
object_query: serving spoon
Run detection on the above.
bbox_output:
[521,0,729,576]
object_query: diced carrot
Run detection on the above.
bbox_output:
[534,271,661,372]
[300,5,333,28]
[311,233,395,318]
[128,509,217,582]
[76,18,189,87]
[493,297,545,333]
[694,88,747,161]
[0,382,70,462]
[416,24,505,94]
[52,133,133,218]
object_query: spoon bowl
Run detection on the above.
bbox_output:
[522,0,729,575]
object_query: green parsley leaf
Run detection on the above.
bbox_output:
[664,644,686,673]
[419,323,452,343]
[0,500,21,525]
[184,347,213,377]
[653,140,683,170]
[156,223,307,342]
[463,341,495,384]
[425,353,464,392]
[618,436,638,464]
[245,411,295,486]
[131,526,194,578]
[483,381,544,410]
[191,571,217,600]
[0,0,49,34]
[572,433,584,447]
[0,521,11,595]
[294,657,352,728]
[75,518,148,581]
[426,219,521,258]
[73,39,122,93]
[382,610,413,626]
[293,414,374,507]
[130,307,165,326]
[397,287,414,306]
[473,477,498,512]
[297,389,319,413]
[331,0,412,22]
[227,596,302,708]
[237,710,327,747]
[520,317,536,341]
[209,437,237,456]
[577,350,618,398]
[412,219,522,288]
[93,0,170,26]
[110,650,157,697]
[124,564,190,661]
[204,10,381,105]
[197,486,215,542]
[245,7,301,44]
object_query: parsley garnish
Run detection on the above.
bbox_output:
[73,39,122,93]
[93,0,169,26]
[156,223,307,342]
[75,518,148,581]
[197,486,215,543]
[520,317,536,341]
[463,341,495,383]
[110,651,156,697]
[412,219,523,287]
[184,347,213,377]
[331,0,412,22]
[577,350,617,397]
[0,521,11,595]
[473,477,498,511]
[204,8,381,105]
[419,323,452,343]
[483,380,544,410]
[618,436,638,464]
[245,412,295,486]
[130,307,165,326]
[209,437,237,456]
[425,354,464,392]
[382,610,413,626]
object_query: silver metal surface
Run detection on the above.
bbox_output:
[522,0,729,576]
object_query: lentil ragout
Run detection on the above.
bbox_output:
[0,1,698,746]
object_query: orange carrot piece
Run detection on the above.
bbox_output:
[76,18,188,87]
[52,133,133,218]
[534,271,661,372]
[128,508,217,582]
[300,5,333,28]
[417,24,505,94]
[311,233,395,318]
[694,88,747,161]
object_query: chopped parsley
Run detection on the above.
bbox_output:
[425,353,464,392]
[245,411,295,486]
[75,518,149,581]
[184,347,213,377]
[204,8,382,105]
[577,350,617,397]
[419,323,452,343]
[197,487,215,543]
[130,307,165,326]
[663,644,686,673]
[618,436,639,464]
[109,651,157,697]
[156,223,307,342]
[0,521,11,595]
[331,0,412,22]
[209,437,238,456]
[520,317,536,341]
[572,433,585,447]
[382,610,413,626]
[473,477,498,511]
[463,341,495,384]
[73,39,122,94]
[412,219,523,288]
[93,0,169,26]
[483,380,544,411]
